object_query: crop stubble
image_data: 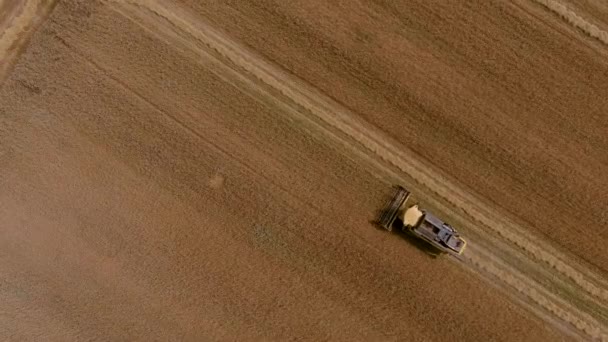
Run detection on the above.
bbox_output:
[1,0,607,341]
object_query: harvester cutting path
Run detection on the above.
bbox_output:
[378,186,467,256]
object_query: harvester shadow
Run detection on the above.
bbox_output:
[371,214,443,259]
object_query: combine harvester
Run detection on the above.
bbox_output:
[378,186,467,257]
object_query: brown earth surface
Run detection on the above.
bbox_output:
[1,0,607,341]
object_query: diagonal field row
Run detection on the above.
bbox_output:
[530,0,608,45]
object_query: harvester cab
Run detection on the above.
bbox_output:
[377,185,467,256]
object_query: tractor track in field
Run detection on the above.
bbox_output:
[106,0,607,339]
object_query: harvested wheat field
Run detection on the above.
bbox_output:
[1,0,608,341]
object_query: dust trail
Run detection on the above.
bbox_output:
[109,0,608,339]
[532,0,608,46]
